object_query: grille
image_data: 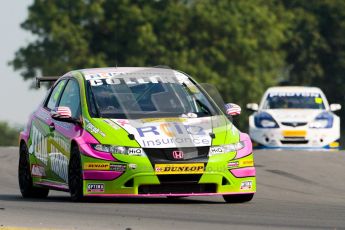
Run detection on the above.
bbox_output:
[138,183,216,194]
[157,174,202,183]
[143,147,209,163]
[281,140,309,144]
[281,122,307,127]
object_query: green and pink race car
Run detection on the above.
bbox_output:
[18,67,256,202]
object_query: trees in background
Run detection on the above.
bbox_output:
[0,122,20,146]
[281,0,345,107]
[10,0,345,130]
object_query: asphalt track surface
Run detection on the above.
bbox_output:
[0,147,345,230]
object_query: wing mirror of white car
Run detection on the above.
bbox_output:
[246,103,259,111]
[225,103,241,116]
[330,103,342,112]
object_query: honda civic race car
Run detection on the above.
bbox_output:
[18,67,256,202]
[247,86,341,149]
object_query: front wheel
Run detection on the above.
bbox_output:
[18,143,49,198]
[223,193,254,203]
[68,145,84,201]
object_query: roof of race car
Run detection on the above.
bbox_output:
[265,86,323,93]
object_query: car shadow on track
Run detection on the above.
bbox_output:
[0,194,225,204]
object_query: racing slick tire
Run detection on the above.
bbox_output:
[18,143,49,198]
[223,193,254,203]
[68,145,84,202]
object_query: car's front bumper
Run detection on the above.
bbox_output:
[80,147,256,197]
[249,127,340,149]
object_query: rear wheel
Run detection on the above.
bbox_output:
[223,193,254,203]
[18,143,49,198]
[68,145,84,201]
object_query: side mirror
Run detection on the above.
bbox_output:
[225,103,241,116]
[330,103,341,112]
[246,103,259,111]
[51,107,74,122]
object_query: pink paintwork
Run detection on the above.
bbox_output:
[230,167,256,178]
[83,171,123,180]
[235,132,253,159]
[75,130,117,161]
[79,143,116,161]
[85,192,255,197]
[35,182,69,192]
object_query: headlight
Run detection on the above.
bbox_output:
[309,112,333,128]
[209,141,245,156]
[91,144,146,156]
[254,112,279,128]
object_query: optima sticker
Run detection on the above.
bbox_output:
[87,183,104,193]
[155,163,204,175]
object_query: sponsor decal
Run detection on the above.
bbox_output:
[88,75,179,87]
[268,92,321,97]
[29,125,48,164]
[128,163,137,169]
[115,119,129,127]
[209,146,224,155]
[228,160,254,168]
[84,119,106,137]
[136,123,210,147]
[141,137,210,147]
[315,97,323,104]
[84,163,110,170]
[155,163,204,175]
[128,148,144,156]
[51,135,70,154]
[109,164,127,172]
[137,123,206,137]
[31,164,46,177]
[141,118,187,123]
[103,119,121,130]
[282,130,306,137]
[228,161,239,168]
[172,150,184,159]
[241,160,254,167]
[240,181,253,190]
[49,153,69,182]
[84,163,126,171]
[87,183,105,193]
[111,118,213,148]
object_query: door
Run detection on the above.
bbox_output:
[29,79,68,184]
[48,79,82,184]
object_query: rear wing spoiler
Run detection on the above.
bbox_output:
[36,76,60,88]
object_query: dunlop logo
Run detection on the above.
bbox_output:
[155,163,204,175]
[84,163,110,170]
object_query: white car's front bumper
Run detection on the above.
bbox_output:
[249,117,340,149]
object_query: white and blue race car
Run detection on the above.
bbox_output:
[247,86,341,149]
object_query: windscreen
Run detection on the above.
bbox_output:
[262,92,326,109]
[86,70,219,119]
